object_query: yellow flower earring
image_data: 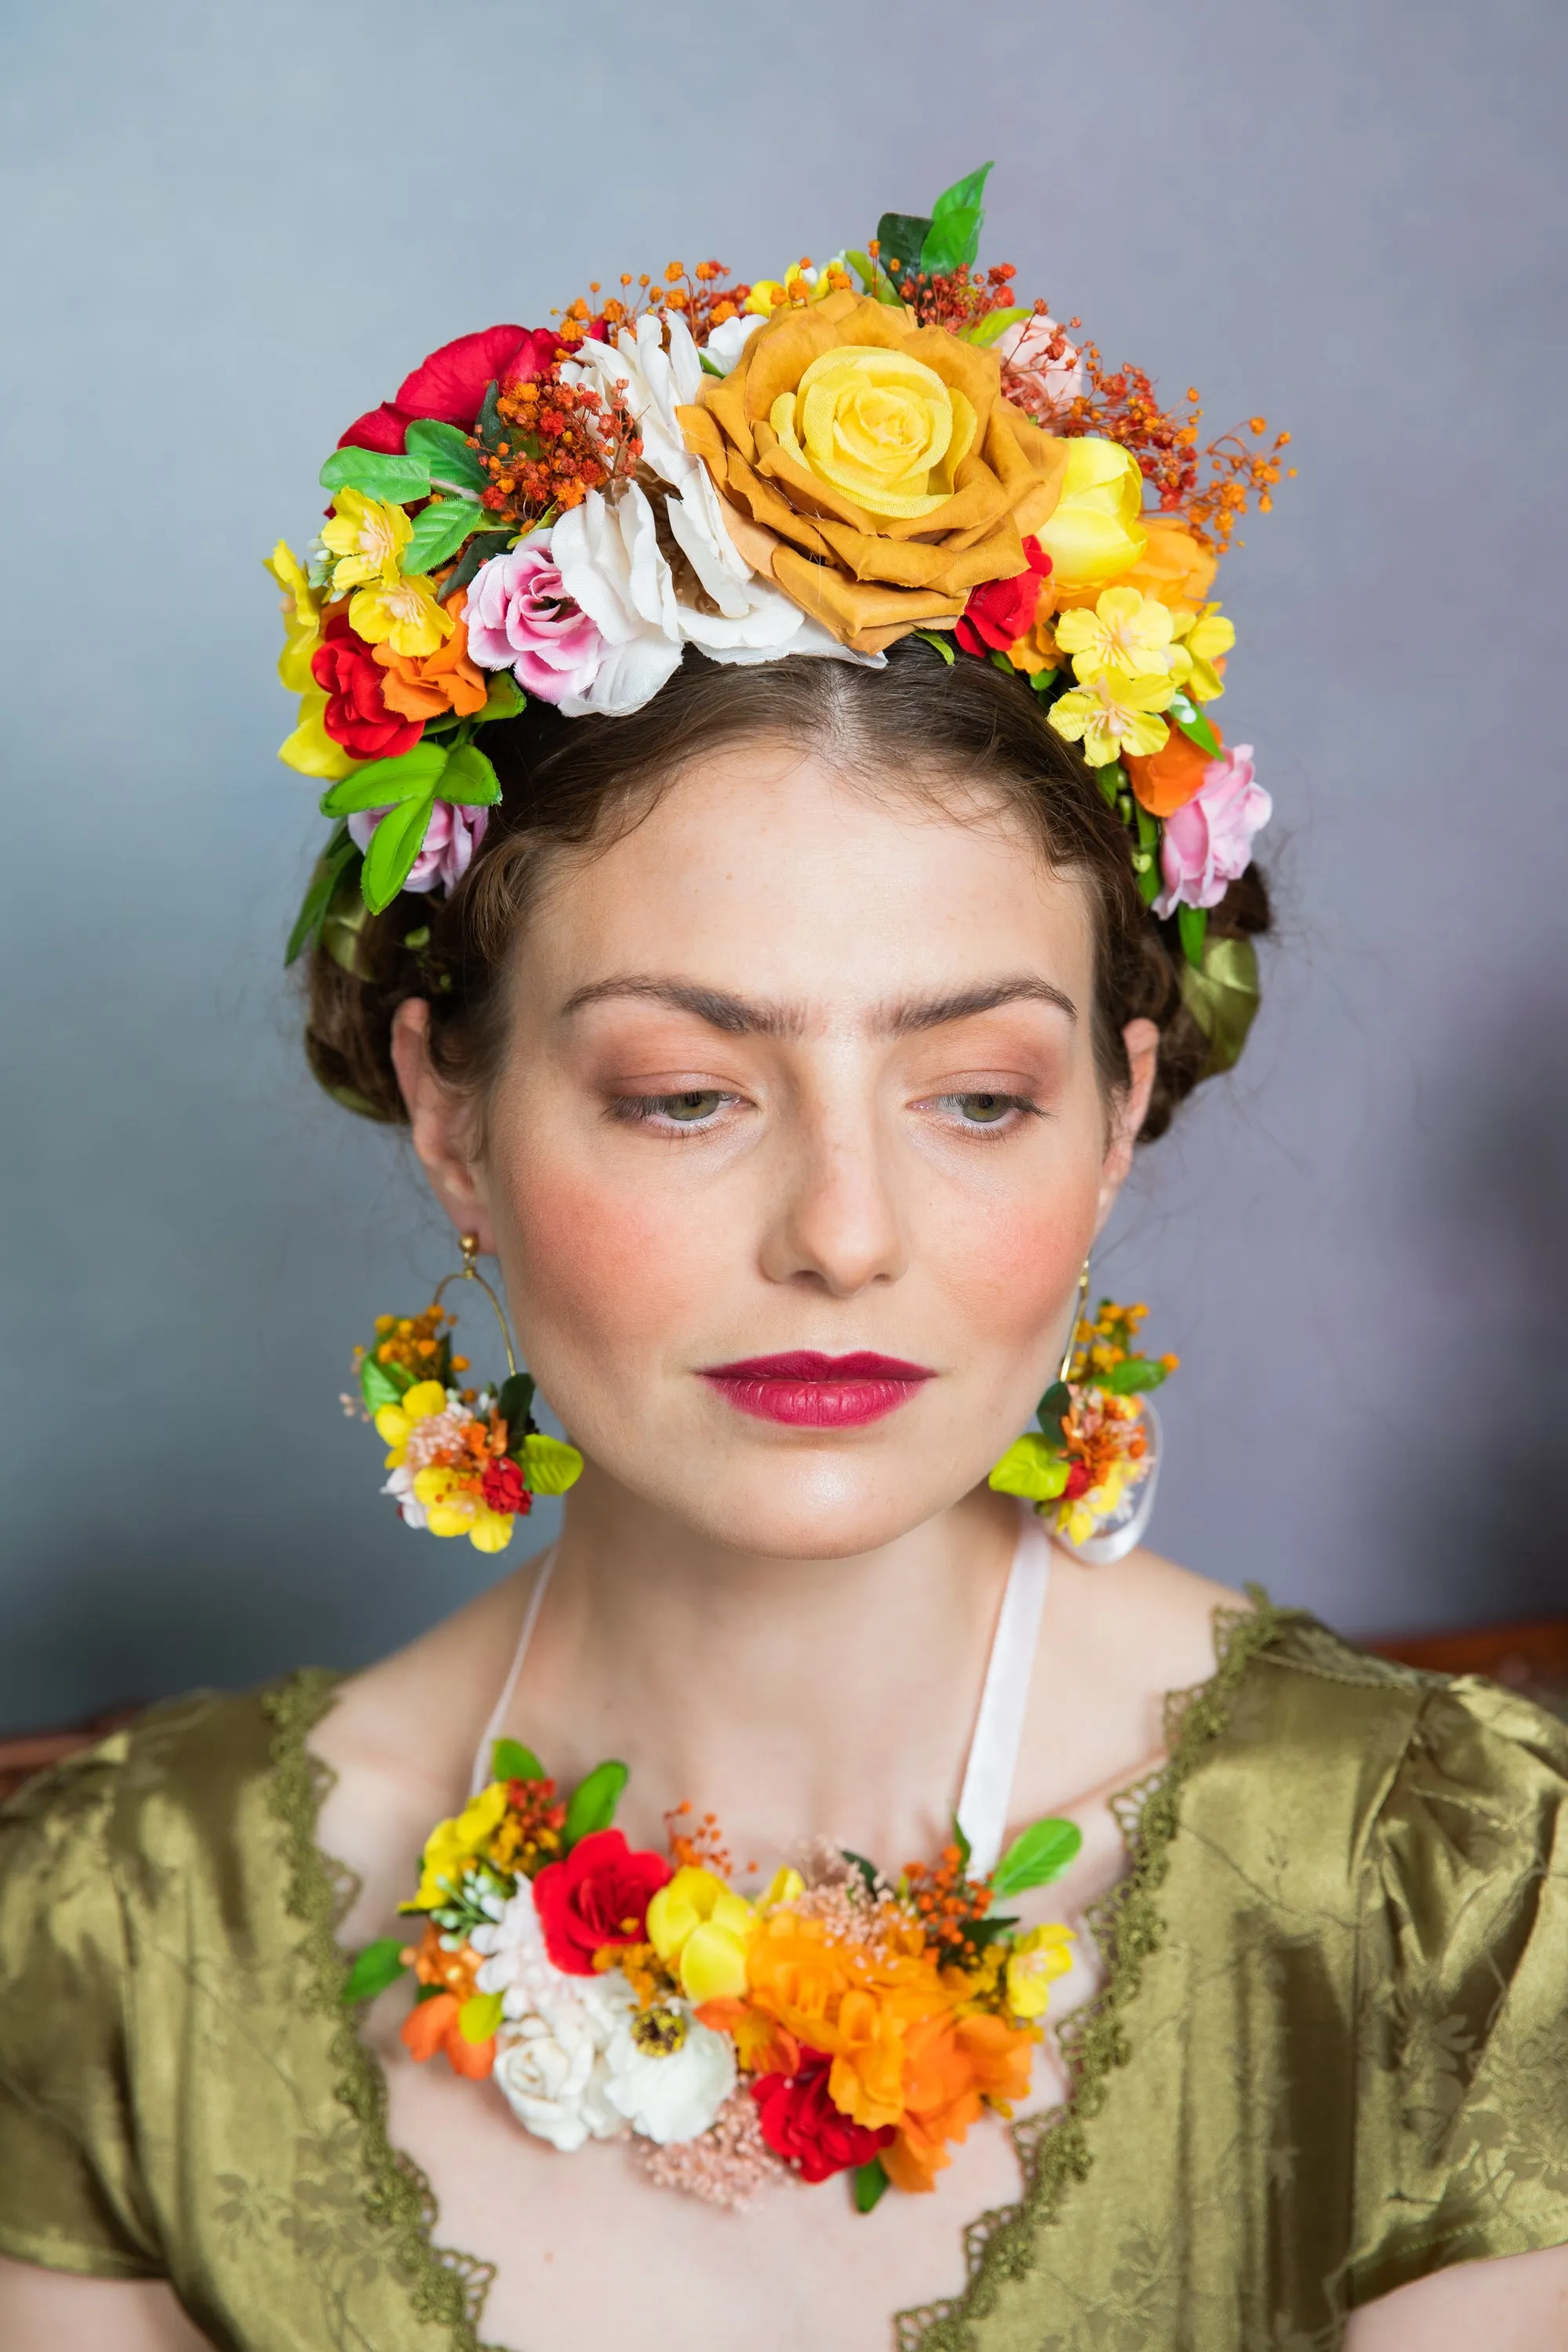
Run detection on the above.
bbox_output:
[988,1265,1176,1564]
[346,1232,582,1553]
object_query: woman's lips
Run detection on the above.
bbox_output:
[699,1350,935,1428]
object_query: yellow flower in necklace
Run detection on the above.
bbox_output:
[349,569,456,659]
[320,486,412,591]
[1047,667,1173,768]
[1054,586,1178,684]
[647,1866,757,2002]
[1005,1922,1074,2020]
[1168,602,1236,703]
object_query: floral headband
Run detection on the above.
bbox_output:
[271,165,1288,1064]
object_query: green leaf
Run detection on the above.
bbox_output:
[341,1936,408,2004]
[492,1736,546,1784]
[361,791,436,914]
[404,417,490,495]
[563,1759,629,1849]
[495,1371,535,1441]
[875,211,931,279]
[1027,665,1059,695]
[911,628,955,665]
[438,742,501,807]
[413,1980,445,2004]
[921,206,983,275]
[853,2157,891,2214]
[951,1814,971,1870]
[1036,1380,1073,1429]
[1137,857,1162,908]
[1092,760,1123,808]
[1097,1356,1167,1396]
[474,672,525,725]
[931,161,994,221]
[401,495,488,575]
[284,824,357,966]
[1177,903,1209,970]
[964,304,1030,348]
[458,1991,504,2043]
[320,447,431,503]
[991,1817,1083,1898]
[1169,690,1222,758]
[988,1433,1071,1504]
[1180,935,1261,1076]
[476,380,504,442]
[699,350,724,377]
[441,530,511,604]
[841,1849,880,1895]
[521,1433,584,1496]
[319,741,450,817]
[360,1352,412,1412]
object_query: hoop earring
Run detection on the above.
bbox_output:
[988,1268,1176,1566]
[341,1232,583,1553]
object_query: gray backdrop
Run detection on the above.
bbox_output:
[2,0,1563,1734]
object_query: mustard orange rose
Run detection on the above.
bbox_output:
[677,289,1070,653]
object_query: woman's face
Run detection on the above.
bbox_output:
[400,744,1156,1559]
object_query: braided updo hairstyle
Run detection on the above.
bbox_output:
[302,641,1268,1139]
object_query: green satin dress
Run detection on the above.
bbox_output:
[2,1601,1566,2352]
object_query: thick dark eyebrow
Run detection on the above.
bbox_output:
[558,975,1076,1036]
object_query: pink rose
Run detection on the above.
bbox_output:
[463,534,605,702]
[1153,746,1271,916]
[347,800,489,896]
[995,313,1083,416]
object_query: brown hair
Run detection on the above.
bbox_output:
[303,642,1269,1141]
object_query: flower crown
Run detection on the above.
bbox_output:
[272,165,1288,1061]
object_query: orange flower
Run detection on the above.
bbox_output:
[1125,721,1222,816]
[827,1985,936,2132]
[1110,514,1218,611]
[695,1997,800,2078]
[880,2009,1036,2193]
[372,593,488,721]
[399,1990,495,2080]
[743,1914,855,2043]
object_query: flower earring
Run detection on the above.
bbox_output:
[989,1270,1178,1564]
[344,1232,583,1553]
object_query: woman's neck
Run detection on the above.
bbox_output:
[506,1472,1022,1871]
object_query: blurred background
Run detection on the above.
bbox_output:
[1,0,1563,1736]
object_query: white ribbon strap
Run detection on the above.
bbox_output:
[468,1548,557,1796]
[954,1507,1051,1879]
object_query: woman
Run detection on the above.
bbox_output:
[2,194,1565,2350]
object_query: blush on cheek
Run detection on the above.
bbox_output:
[499,1159,706,1368]
[937,1188,1096,1374]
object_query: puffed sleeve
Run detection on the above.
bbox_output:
[1347,1675,1568,2306]
[0,1737,164,2278]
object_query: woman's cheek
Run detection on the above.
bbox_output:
[931,1177,1096,1370]
[498,1149,712,1367]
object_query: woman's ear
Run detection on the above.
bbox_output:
[1094,1016,1160,1231]
[390,999,496,1250]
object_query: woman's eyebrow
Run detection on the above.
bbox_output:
[558,975,1076,1036]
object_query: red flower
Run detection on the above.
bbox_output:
[310,616,423,759]
[532,1829,672,1976]
[481,1457,529,1516]
[1063,1459,1091,1501]
[751,2047,895,2183]
[337,325,567,453]
[954,535,1052,659]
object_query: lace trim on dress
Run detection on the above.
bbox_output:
[260,1592,1296,2352]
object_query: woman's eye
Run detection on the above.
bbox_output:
[614,1090,735,1128]
[926,1091,1040,1127]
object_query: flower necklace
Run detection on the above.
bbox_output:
[344,1739,1082,2212]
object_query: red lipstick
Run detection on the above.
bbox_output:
[700,1350,934,1428]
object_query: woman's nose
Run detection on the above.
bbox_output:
[756,1094,909,1297]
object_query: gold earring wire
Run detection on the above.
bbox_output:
[1058,1259,1091,1385]
[433,1232,518,1378]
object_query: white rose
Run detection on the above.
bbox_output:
[561,314,702,493]
[550,484,684,718]
[470,1880,586,2027]
[494,2010,624,2154]
[601,2000,736,2146]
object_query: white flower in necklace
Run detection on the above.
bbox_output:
[494,2009,625,2154]
[601,1998,736,2146]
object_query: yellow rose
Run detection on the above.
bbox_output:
[677,289,1069,654]
[1029,438,1149,601]
[646,1866,756,2002]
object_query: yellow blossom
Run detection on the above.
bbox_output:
[743,278,789,315]
[647,1866,757,2002]
[1047,667,1173,768]
[1054,586,1178,684]
[265,540,323,691]
[1006,1924,1074,2020]
[320,488,411,591]
[411,1465,514,1553]
[403,1781,509,1911]
[376,1380,449,1466]
[1028,437,1149,598]
[277,686,356,780]
[757,1864,805,1910]
[1168,602,1236,703]
[1056,1455,1137,1547]
[769,343,973,522]
[349,572,456,659]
